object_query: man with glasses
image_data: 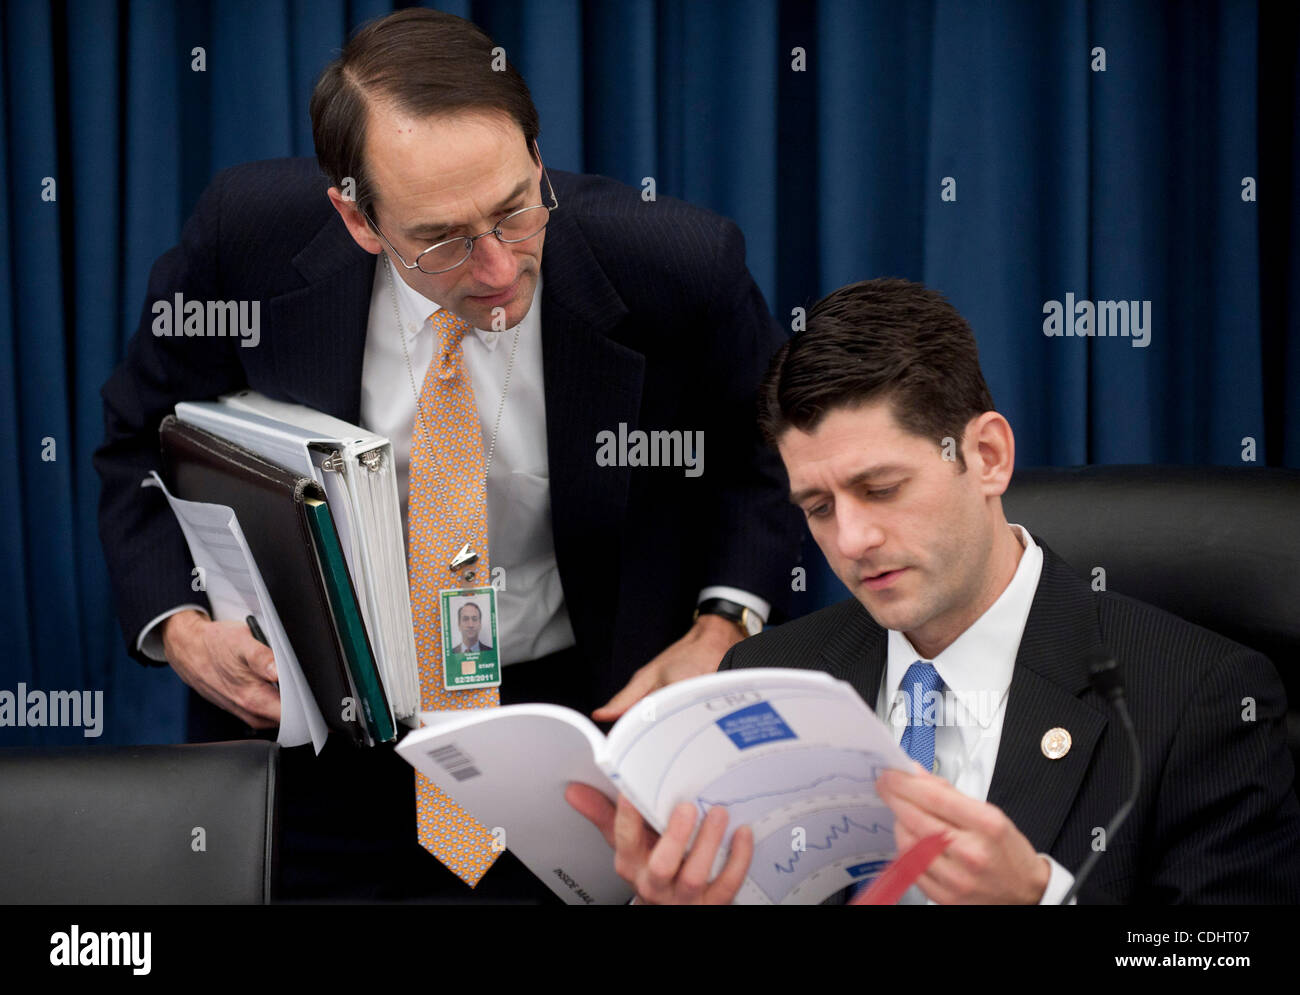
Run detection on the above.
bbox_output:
[94,8,801,901]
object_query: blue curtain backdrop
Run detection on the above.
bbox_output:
[2,0,1296,745]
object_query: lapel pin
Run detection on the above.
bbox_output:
[1041,727,1072,760]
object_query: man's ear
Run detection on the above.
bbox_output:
[967,411,1015,496]
[327,186,383,255]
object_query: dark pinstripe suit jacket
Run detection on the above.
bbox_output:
[95,158,802,711]
[720,542,1300,904]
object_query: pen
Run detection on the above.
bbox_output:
[246,614,269,646]
[246,615,278,691]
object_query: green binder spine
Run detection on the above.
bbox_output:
[303,497,396,744]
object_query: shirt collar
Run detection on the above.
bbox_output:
[386,258,541,353]
[883,524,1043,730]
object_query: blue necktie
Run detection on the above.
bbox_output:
[853,660,946,902]
[898,660,943,773]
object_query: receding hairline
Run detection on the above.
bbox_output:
[358,99,534,222]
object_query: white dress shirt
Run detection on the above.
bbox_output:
[137,257,772,664]
[875,524,1076,905]
[361,261,575,666]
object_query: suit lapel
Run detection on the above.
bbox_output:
[259,180,647,669]
[818,545,1111,856]
[816,601,887,707]
[261,212,375,423]
[986,543,1110,853]
[537,191,643,660]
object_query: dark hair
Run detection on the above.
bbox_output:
[758,278,995,470]
[457,602,481,622]
[310,8,541,218]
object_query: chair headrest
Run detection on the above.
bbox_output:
[1002,465,1300,676]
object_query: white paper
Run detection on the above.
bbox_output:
[398,705,630,905]
[605,668,916,904]
[396,669,917,905]
[144,472,328,753]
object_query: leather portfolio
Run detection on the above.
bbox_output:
[159,414,383,747]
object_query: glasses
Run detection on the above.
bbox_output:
[365,162,559,275]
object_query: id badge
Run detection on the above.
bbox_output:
[439,585,502,690]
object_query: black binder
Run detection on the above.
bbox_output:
[159,414,384,747]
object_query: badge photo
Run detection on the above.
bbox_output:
[440,586,501,690]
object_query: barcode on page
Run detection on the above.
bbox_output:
[429,743,481,781]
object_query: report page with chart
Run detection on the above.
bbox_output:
[397,667,916,905]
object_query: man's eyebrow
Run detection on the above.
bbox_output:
[403,178,533,240]
[788,464,908,504]
[788,485,825,506]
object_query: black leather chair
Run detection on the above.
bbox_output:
[0,740,279,903]
[1003,465,1300,780]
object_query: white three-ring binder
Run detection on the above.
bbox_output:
[175,390,421,722]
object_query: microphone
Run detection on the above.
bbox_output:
[1060,647,1142,905]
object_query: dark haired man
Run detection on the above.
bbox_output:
[94,8,801,901]
[569,277,1300,904]
[451,603,490,654]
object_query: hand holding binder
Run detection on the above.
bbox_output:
[144,470,323,750]
[158,610,283,731]
[158,415,389,748]
[175,392,421,722]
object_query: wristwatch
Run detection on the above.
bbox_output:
[694,597,763,638]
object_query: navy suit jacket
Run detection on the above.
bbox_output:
[95,158,803,711]
[720,542,1300,903]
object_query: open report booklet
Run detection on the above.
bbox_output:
[396,667,916,905]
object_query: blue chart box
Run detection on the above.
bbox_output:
[717,701,797,749]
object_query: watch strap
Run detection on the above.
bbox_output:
[695,597,762,637]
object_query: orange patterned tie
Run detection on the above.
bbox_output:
[408,307,501,886]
